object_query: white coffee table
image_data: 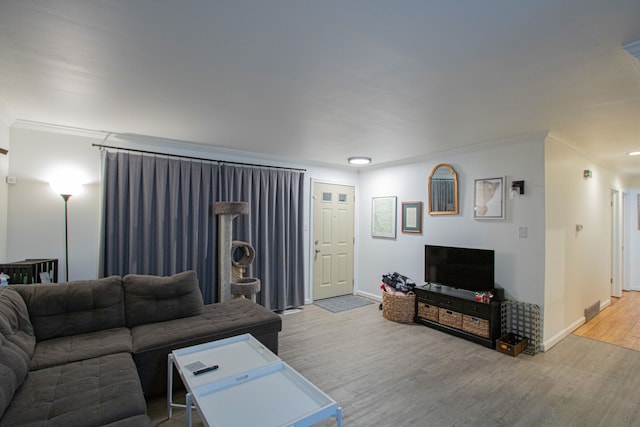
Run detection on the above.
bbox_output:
[168,334,342,426]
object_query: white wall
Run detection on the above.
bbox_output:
[0,107,9,262]
[7,127,103,280]
[6,125,359,296]
[544,135,629,349]
[356,134,546,311]
[7,123,636,351]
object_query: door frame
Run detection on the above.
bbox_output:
[308,178,358,304]
[611,187,623,297]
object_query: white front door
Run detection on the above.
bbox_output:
[312,182,355,300]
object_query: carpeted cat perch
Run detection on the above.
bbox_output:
[212,202,260,303]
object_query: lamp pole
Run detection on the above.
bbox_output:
[61,194,71,282]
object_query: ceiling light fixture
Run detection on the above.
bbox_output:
[348,157,371,165]
[628,151,640,156]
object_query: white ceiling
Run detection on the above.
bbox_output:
[1,1,640,173]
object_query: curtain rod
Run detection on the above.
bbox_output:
[92,144,306,172]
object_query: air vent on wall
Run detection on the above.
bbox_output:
[585,300,600,323]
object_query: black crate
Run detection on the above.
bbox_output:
[0,259,58,284]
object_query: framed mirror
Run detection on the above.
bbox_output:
[428,163,459,215]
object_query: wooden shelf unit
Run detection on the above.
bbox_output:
[414,284,501,348]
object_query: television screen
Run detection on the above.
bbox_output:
[425,245,494,292]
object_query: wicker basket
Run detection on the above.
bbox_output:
[417,302,439,322]
[462,314,490,338]
[382,291,416,323]
[438,308,463,329]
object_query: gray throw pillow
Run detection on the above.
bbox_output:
[123,270,204,327]
[11,276,125,341]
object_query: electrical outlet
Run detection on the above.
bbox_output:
[518,227,528,238]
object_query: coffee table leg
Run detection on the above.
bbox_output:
[336,406,343,427]
[185,392,193,427]
[167,354,174,418]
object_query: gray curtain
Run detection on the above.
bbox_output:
[99,151,305,310]
[219,165,305,310]
[100,151,219,303]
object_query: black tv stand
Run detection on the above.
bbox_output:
[414,284,501,348]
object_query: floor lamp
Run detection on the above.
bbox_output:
[50,182,79,282]
[60,194,71,282]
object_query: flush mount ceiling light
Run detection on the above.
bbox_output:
[628,151,640,156]
[348,157,371,165]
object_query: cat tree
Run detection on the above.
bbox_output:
[212,202,260,302]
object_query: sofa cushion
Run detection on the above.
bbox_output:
[123,270,203,327]
[0,287,35,359]
[102,415,153,427]
[131,298,282,395]
[30,327,132,371]
[0,353,147,427]
[0,335,30,421]
[0,287,35,420]
[11,276,125,341]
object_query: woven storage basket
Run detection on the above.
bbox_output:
[417,302,439,322]
[382,291,416,323]
[438,308,463,329]
[462,314,490,338]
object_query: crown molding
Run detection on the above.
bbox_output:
[545,132,626,177]
[361,130,550,171]
[12,119,108,139]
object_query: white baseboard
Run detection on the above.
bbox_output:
[356,289,381,302]
[305,289,382,306]
[543,316,585,351]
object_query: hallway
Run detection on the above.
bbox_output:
[573,290,640,351]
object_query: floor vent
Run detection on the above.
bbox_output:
[585,300,600,323]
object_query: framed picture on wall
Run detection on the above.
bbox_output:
[402,201,423,234]
[473,177,505,219]
[372,196,397,238]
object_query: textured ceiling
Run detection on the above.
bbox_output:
[0,1,639,173]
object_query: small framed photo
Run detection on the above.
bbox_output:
[474,177,505,219]
[371,196,397,238]
[402,201,423,234]
[39,272,51,283]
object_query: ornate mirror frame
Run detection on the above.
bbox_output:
[428,163,459,215]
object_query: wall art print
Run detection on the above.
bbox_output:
[372,196,397,238]
[474,177,505,219]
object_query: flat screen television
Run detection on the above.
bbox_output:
[424,245,495,292]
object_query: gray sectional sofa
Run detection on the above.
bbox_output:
[0,270,282,426]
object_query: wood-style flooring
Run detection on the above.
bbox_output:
[148,298,640,426]
[573,290,640,351]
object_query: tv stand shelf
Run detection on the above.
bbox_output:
[414,284,501,348]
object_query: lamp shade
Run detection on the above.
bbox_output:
[50,179,82,196]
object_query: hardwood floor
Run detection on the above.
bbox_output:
[573,290,640,351]
[148,300,640,426]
